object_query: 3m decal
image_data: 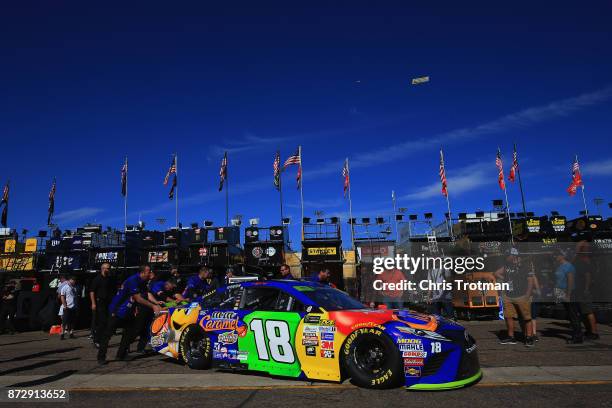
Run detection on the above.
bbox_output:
[320,340,334,350]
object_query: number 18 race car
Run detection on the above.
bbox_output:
[150,280,482,390]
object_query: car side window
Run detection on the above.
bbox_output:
[242,287,283,311]
[202,286,242,310]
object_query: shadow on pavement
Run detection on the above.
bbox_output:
[0,357,80,376]
[2,347,81,363]
[8,369,79,387]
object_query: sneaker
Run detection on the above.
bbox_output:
[525,337,535,347]
[534,335,540,342]
[585,333,600,341]
[499,336,517,344]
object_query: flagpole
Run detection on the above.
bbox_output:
[278,151,284,225]
[441,149,454,240]
[514,144,528,216]
[392,190,398,245]
[498,148,514,244]
[226,153,229,226]
[577,155,588,216]
[175,153,179,228]
[299,145,304,240]
[124,157,128,232]
[347,159,354,249]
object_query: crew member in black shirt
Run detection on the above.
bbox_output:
[89,263,116,347]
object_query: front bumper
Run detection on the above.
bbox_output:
[407,369,482,390]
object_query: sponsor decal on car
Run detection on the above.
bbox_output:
[403,358,424,366]
[303,325,318,333]
[150,335,165,348]
[466,344,477,354]
[320,332,335,341]
[318,325,336,333]
[402,351,427,358]
[304,315,321,324]
[320,340,334,350]
[399,343,424,352]
[397,338,422,344]
[200,312,239,332]
[405,366,422,377]
[305,346,316,356]
[218,331,238,345]
[320,349,334,358]
[237,351,249,361]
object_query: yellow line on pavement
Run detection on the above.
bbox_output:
[69,380,612,392]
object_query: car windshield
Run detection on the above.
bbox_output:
[300,287,367,311]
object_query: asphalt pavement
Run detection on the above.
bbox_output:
[0,318,611,407]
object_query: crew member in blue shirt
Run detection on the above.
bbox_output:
[278,264,294,280]
[311,268,336,288]
[96,265,161,365]
[182,266,216,300]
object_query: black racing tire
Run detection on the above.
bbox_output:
[179,325,212,370]
[342,327,404,389]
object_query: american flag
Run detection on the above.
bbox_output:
[508,147,518,183]
[163,155,177,186]
[121,158,128,197]
[273,151,281,191]
[219,152,228,192]
[0,181,8,227]
[567,157,583,196]
[47,179,56,225]
[496,148,506,190]
[342,158,350,197]
[439,149,448,197]
[284,147,302,189]
[0,182,8,204]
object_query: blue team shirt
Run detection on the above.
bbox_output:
[109,273,148,318]
[182,275,213,298]
[555,262,575,290]
[150,280,166,295]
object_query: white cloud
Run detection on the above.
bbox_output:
[583,158,612,176]
[54,207,104,224]
[400,162,491,201]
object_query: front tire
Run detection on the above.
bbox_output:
[342,327,403,389]
[179,325,212,369]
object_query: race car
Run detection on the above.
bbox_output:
[150,280,481,390]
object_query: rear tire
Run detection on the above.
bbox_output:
[179,325,212,369]
[342,327,403,389]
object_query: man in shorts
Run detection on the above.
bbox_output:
[495,248,536,347]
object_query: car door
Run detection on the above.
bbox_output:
[237,286,303,378]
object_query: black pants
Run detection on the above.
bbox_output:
[97,315,135,361]
[0,302,16,333]
[93,301,110,344]
[563,302,583,340]
[135,307,153,352]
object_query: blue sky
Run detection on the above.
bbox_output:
[1,1,611,245]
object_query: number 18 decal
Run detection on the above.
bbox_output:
[431,342,442,353]
[249,319,295,363]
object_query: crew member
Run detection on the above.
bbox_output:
[89,263,116,347]
[278,264,294,280]
[149,279,184,304]
[182,266,216,300]
[97,265,160,365]
[169,266,186,293]
[0,281,18,335]
[311,268,336,288]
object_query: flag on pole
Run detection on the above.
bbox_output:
[219,152,228,191]
[567,157,583,196]
[1,181,9,227]
[169,174,177,200]
[342,158,350,197]
[508,147,518,183]
[496,148,506,190]
[284,148,301,189]
[47,179,56,226]
[163,155,176,185]
[121,159,128,197]
[273,151,281,190]
[439,149,448,197]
